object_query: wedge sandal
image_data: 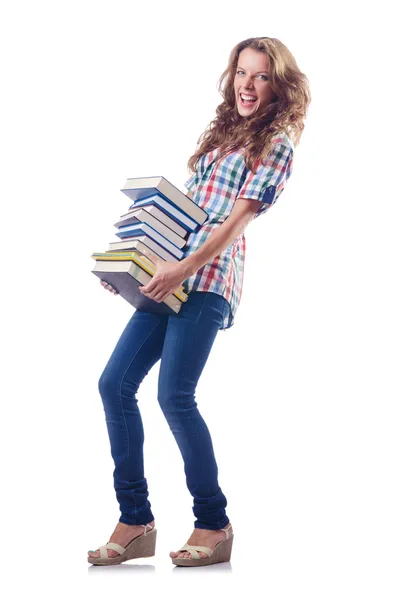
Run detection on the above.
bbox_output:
[87,523,157,566]
[171,522,234,567]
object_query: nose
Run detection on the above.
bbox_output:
[243,75,255,89]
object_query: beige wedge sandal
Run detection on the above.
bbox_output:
[171,522,234,567]
[87,523,157,566]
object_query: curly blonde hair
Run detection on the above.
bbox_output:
[187,36,311,174]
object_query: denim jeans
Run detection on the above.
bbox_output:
[97,291,231,531]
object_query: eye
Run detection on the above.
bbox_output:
[236,70,268,81]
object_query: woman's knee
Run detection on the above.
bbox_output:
[157,387,197,416]
[98,367,118,403]
[98,365,141,411]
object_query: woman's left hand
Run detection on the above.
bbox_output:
[139,253,187,303]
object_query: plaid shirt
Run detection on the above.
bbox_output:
[182,131,294,331]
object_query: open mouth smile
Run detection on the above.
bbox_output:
[239,92,258,105]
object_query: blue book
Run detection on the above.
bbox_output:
[115,222,184,260]
[126,194,199,233]
[120,175,208,227]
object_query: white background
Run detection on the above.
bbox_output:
[1,0,396,597]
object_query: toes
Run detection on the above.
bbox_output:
[88,549,120,558]
[170,550,208,560]
[170,550,189,559]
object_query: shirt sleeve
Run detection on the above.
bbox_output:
[184,171,198,196]
[237,142,294,219]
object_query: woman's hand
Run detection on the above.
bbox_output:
[139,253,186,303]
[100,280,119,295]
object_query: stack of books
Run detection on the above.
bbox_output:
[91,176,208,315]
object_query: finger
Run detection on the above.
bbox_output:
[100,280,118,294]
[141,283,155,293]
[140,282,156,294]
[153,291,165,302]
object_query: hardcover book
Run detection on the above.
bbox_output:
[91,174,206,315]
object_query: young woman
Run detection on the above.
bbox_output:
[87,36,310,567]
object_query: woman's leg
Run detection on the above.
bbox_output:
[98,308,168,525]
[157,291,231,531]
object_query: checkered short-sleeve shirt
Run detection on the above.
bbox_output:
[182,131,294,331]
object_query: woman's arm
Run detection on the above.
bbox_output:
[180,197,262,280]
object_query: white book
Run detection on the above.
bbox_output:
[118,203,188,238]
[129,193,198,232]
[120,175,208,226]
[114,207,186,247]
[115,222,184,259]
[108,237,179,263]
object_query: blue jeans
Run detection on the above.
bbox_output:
[98,291,231,531]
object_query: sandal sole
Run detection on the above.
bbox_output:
[171,534,233,567]
[87,528,157,566]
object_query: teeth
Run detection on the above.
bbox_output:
[241,93,257,101]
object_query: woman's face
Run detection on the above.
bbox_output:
[233,47,277,116]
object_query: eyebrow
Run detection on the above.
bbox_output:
[236,66,268,74]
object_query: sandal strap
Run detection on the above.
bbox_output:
[143,523,153,536]
[99,542,126,558]
[177,543,213,559]
[221,523,233,539]
[96,524,154,559]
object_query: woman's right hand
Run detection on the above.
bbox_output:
[100,280,119,295]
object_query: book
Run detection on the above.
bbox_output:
[92,173,206,316]
[125,193,199,232]
[115,222,185,259]
[91,251,188,315]
[120,176,207,226]
[108,237,179,263]
[113,207,187,248]
[117,203,188,237]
